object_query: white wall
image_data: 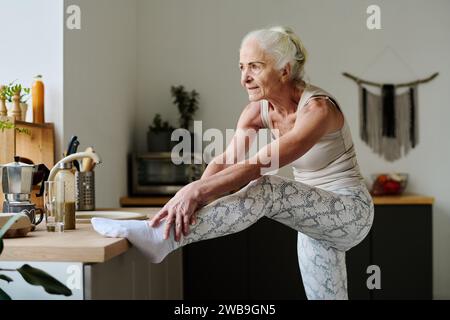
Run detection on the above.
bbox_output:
[0,0,137,208]
[63,0,137,207]
[0,0,64,159]
[136,0,450,298]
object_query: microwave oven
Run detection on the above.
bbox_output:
[128,152,205,196]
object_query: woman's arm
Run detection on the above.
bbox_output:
[200,102,262,180]
[196,99,335,204]
[151,99,335,241]
[200,155,229,179]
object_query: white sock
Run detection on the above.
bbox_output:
[91,218,175,263]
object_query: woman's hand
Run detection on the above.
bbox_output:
[149,180,204,242]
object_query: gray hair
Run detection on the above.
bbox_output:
[241,26,308,85]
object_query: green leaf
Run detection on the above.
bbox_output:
[17,264,72,296]
[0,287,11,300]
[0,274,13,283]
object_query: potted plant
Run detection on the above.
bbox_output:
[147,113,176,152]
[0,100,31,135]
[3,81,31,121]
[170,85,199,152]
[171,85,199,131]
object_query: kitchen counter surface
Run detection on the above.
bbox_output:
[0,208,161,263]
[372,193,434,205]
[121,193,435,206]
[1,193,434,263]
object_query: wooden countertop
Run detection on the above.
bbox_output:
[121,193,435,206]
[0,208,161,263]
[1,193,434,263]
[372,193,434,205]
[120,196,172,207]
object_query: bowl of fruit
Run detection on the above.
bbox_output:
[370,173,408,196]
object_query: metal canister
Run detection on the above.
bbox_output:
[75,171,95,211]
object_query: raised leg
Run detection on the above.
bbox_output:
[262,174,374,252]
[92,175,274,263]
[180,175,274,246]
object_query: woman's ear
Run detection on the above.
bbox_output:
[280,63,291,83]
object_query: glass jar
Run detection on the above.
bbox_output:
[54,162,76,230]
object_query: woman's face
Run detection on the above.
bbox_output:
[239,39,285,102]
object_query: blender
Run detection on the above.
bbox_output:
[0,156,50,226]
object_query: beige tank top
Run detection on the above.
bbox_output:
[260,83,365,191]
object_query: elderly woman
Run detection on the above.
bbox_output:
[92,26,374,300]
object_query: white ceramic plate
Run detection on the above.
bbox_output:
[76,211,148,223]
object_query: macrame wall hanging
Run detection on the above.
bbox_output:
[343,72,438,162]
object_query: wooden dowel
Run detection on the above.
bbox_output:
[395,72,439,87]
[342,72,439,88]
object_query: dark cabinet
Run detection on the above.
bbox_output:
[346,203,433,299]
[183,217,307,300]
[183,196,434,300]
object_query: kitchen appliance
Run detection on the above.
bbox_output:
[0,156,50,226]
[128,152,205,196]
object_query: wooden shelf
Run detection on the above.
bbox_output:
[0,117,55,168]
[1,117,55,209]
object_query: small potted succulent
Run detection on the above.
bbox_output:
[147,113,176,152]
[2,81,31,121]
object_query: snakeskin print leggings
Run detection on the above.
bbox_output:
[175,174,374,300]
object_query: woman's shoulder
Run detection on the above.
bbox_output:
[301,83,341,111]
[237,101,265,130]
[304,83,336,100]
[299,84,344,133]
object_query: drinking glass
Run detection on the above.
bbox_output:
[44,181,65,232]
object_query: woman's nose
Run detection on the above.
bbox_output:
[241,70,252,84]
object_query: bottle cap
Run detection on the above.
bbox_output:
[58,162,73,169]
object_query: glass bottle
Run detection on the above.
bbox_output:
[54,162,76,230]
[32,75,45,124]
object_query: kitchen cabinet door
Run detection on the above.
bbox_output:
[371,205,432,300]
[182,230,249,299]
[183,217,307,300]
[346,230,372,300]
[182,204,433,300]
[246,217,307,299]
[347,203,433,300]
